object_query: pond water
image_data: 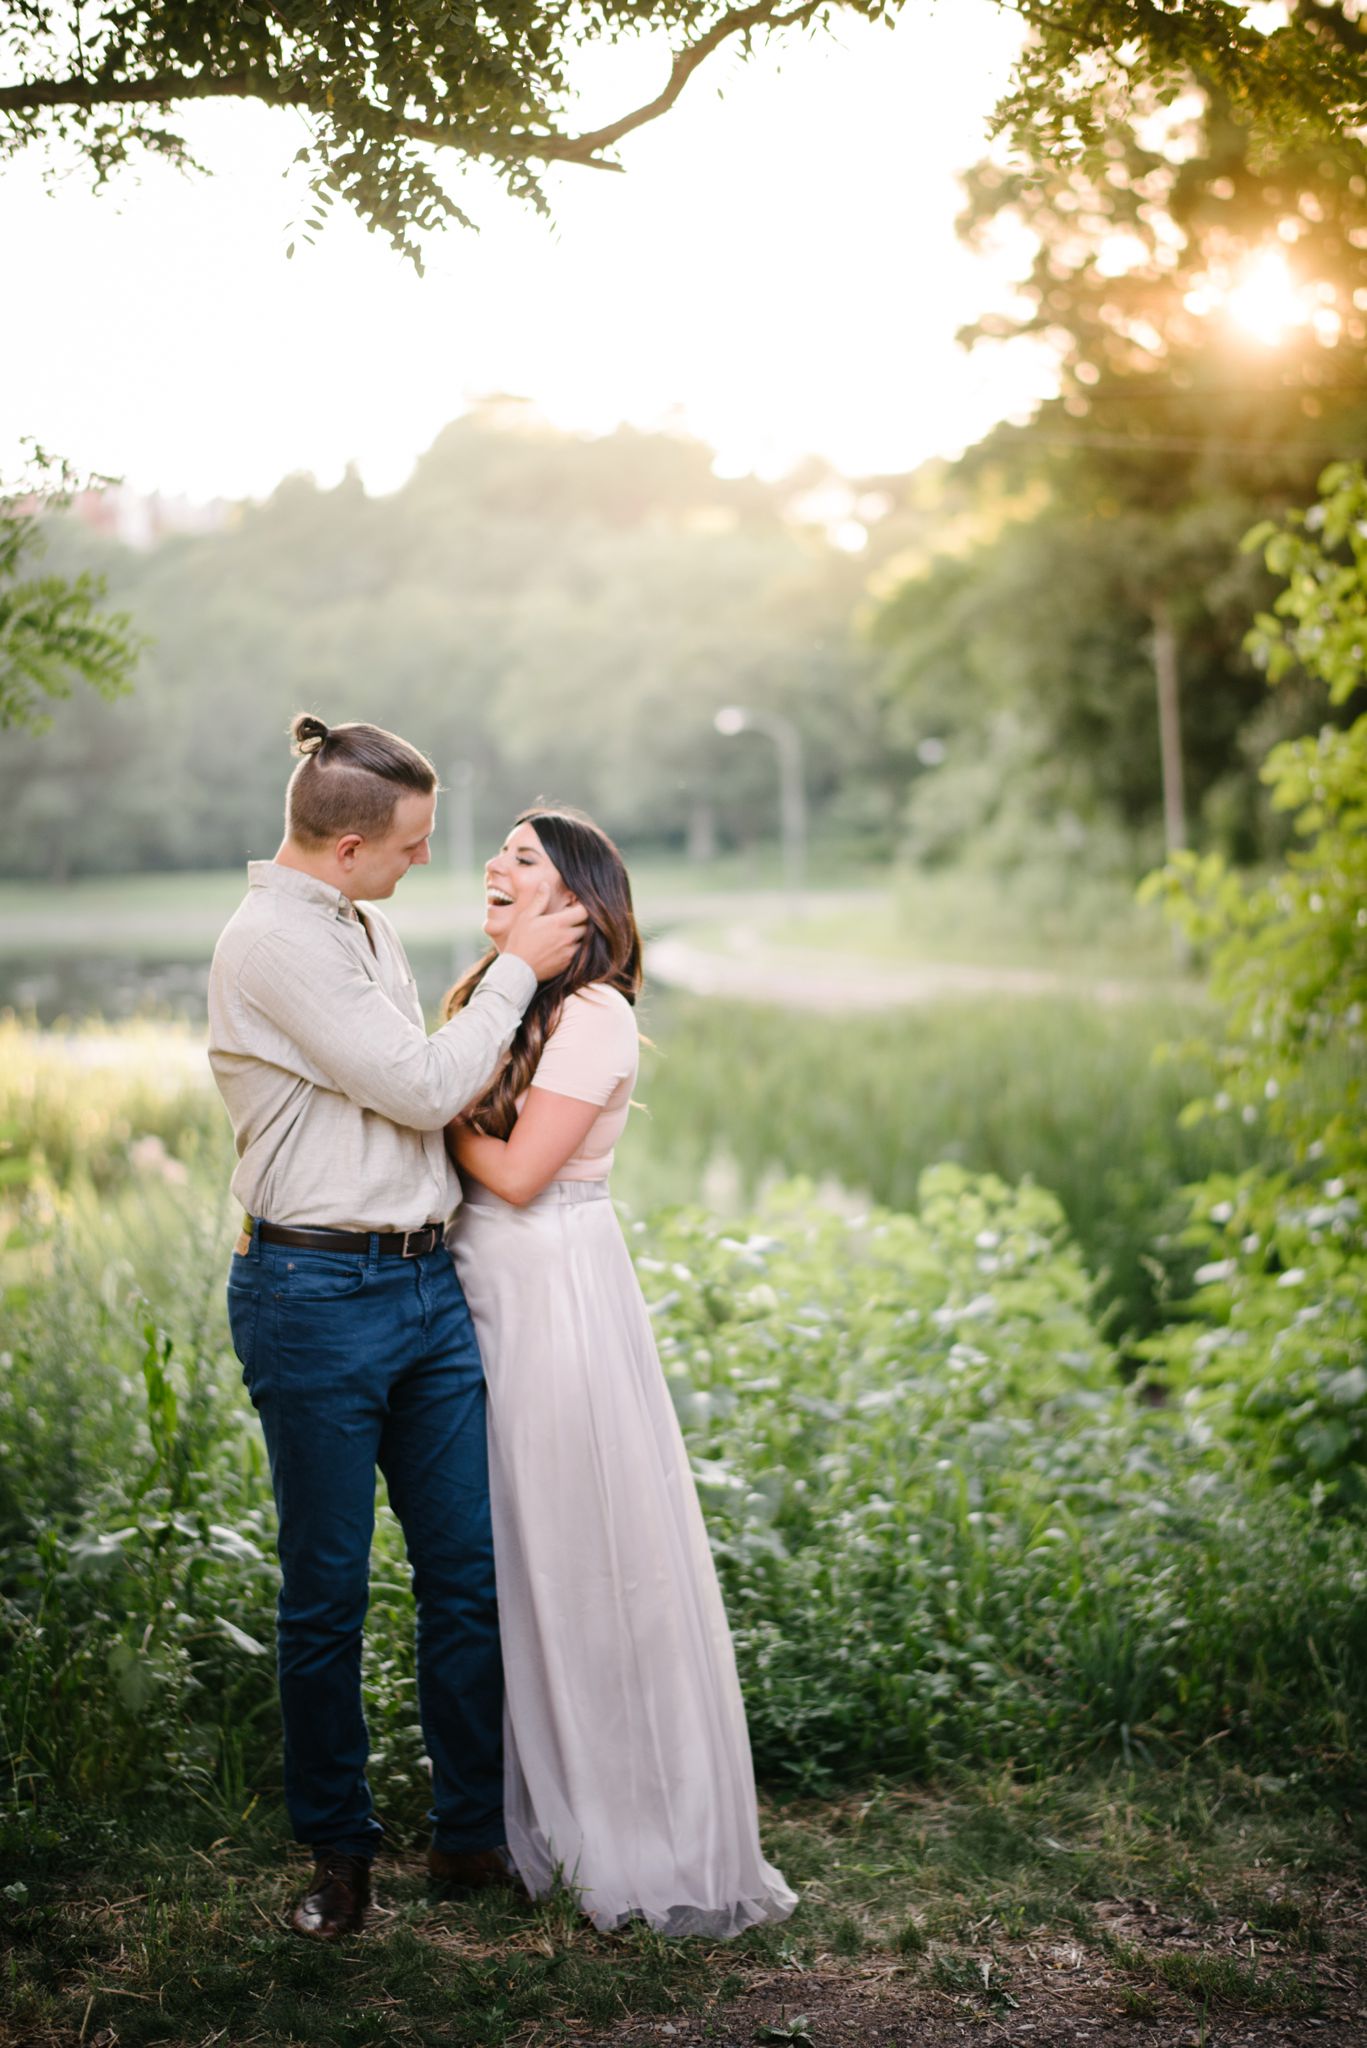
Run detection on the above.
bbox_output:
[0,939,486,1026]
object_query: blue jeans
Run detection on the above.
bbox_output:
[226,1226,502,1860]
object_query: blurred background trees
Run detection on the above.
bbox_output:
[869,38,1367,879]
[0,410,879,878]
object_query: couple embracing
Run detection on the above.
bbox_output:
[208,715,795,1942]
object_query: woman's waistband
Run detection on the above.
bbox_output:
[459,1177,612,1211]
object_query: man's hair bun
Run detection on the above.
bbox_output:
[282,713,438,848]
[290,713,330,757]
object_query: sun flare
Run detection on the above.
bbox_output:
[1225,248,1305,346]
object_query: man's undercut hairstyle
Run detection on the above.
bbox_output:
[285,714,438,848]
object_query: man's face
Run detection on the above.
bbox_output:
[345,790,437,900]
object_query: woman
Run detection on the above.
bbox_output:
[443,805,796,1938]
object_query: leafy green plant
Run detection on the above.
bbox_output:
[1139,464,1367,1505]
[5,1156,1366,1817]
[0,447,141,735]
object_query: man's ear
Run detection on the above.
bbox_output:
[336,833,365,868]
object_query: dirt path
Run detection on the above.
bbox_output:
[644,932,1189,1012]
[586,1895,1366,2048]
[592,1966,1363,2048]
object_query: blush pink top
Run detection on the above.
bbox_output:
[519,982,639,1180]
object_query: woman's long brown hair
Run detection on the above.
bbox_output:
[441,805,643,1138]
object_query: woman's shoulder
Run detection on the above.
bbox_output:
[566,981,634,1016]
[556,983,639,1047]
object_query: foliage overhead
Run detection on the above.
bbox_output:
[961,56,1367,406]
[1,2,1364,258]
[0,448,141,735]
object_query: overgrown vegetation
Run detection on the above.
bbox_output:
[625,986,1266,1343]
[1,1083,1362,1827]
[1139,461,1367,1509]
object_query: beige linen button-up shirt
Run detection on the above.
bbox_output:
[208,860,534,1231]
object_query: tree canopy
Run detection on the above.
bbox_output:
[1,2,1363,258]
[868,15,1367,874]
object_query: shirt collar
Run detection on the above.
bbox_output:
[247,859,363,925]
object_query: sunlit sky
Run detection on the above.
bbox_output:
[1,0,1060,502]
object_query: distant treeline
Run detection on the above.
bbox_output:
[0,414,883,881]
[2,399,1356,882]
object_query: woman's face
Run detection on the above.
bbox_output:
[483,820,573,942]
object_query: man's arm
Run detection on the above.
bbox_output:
[235,929,535,1128]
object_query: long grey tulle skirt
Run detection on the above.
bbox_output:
[448,1178,796,1938]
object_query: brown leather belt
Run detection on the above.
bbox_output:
[249,1219,443,1259]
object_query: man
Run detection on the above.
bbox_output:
[209,713,584,1940]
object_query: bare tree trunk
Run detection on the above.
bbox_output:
[1152,601,1186,856]
[686,796,717,863]
[1152,600,1190,971]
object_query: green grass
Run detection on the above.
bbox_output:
[2,1770,1360,2047]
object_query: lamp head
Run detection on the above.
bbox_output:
[714,707,747,737]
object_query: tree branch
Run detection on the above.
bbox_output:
[404,0,828,167]
[0,69,269,113]
[0,0,827,169]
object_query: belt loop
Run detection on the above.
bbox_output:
[367,1231,381,1275]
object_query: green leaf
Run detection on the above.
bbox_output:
[217,1617,269,1657]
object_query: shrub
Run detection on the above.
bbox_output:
[1140,464,1367,1508]
[5,1162,1362,1819]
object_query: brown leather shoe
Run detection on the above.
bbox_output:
[426,1843,525,1894]
[290,1850,372,1939]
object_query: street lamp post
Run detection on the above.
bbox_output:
[714,706,807,896]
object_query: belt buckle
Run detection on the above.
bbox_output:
[401,1227,426,1258]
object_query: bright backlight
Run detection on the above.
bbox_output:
[1226,248,1305,345]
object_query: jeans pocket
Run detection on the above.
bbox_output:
[227,1280,260,1387]
[274,1253,369,1302]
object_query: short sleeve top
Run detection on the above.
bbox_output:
[520,982,640,1181]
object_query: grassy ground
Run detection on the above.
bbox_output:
[3,1770,1362,2047]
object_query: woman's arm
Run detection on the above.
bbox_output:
[449,1086,602,1206]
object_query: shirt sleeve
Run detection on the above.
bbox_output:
[234,932,536,1130]
[530,989,638,1108]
